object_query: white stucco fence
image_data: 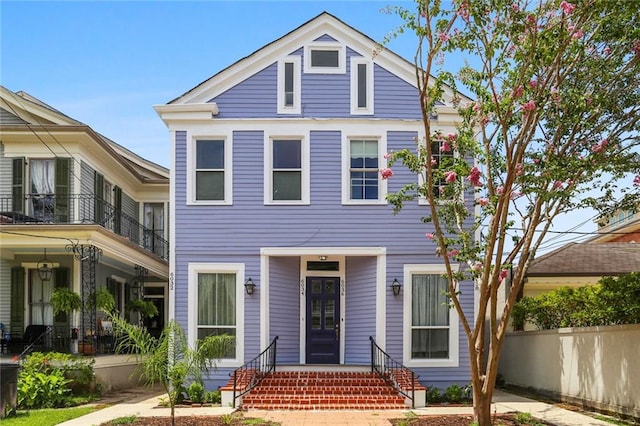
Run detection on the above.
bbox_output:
[499,324,640,418]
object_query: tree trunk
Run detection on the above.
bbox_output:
[473,386,493,426]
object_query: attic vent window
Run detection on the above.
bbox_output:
[304,43,345,74]
[311,50,339,68]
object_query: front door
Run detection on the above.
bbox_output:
[306,277,340,364]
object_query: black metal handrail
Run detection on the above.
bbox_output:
[0,194,168,260]
[231,335,278,408]
[370,335,417,408]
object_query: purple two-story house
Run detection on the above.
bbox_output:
[155,12,474,399]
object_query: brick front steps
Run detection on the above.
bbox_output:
[223,370,425,410]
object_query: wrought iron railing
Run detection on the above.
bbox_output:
[370,336,417,408]
[231,335,278,408]
[0,194,168,260]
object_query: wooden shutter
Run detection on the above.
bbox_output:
[55,158,71,222]
[113,186,122,234]
[94,172,104,224]
[10,267,25,336]
[12,158,25,214]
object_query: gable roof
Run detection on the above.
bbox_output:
[526,242,640,277]
[0,86,168,182]
[166,11,465,107]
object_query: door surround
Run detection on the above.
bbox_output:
[258,247,387,361]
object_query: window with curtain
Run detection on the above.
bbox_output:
[197,272,236,358]
[349,139,379,200]
[411,273,450,359]
[29,269,54,326]
[195,140,225,201]
[272,139,302,201]
[30,159,55,221]
[143,203,164,254]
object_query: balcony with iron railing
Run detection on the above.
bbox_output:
[0,193,168,260]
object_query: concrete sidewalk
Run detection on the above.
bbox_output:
[57,388,614,426]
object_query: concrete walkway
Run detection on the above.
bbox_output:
[57,388,614,426]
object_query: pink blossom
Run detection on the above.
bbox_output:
[511,4,519,12]
[467,166,482,187]
[515,163,524,176]
[425,233,435,240]
[592,142,605,153]
[447,133,457,142]
[513,85,524,98]
[560,1,575,14]
[510,191,523,200]
[447,249,460,258]
[521,100,536,113]
[438,32,450,43]
[603,47,611,55]
[633,41,640,56]
[572,29,584,39]
[380,168,394,179]
[496,186,504,195]
[554,180,564,189]
[444,171,457,183]
[526,14,536,26]
[529,79,538,89]
[440,140,452,152]
[478,197,490,206]
[430,156,437,166]
[383,152,392,159]
[634,175,640,186]
[499,269,509,282]
[533,158,540,164]
[473,262,483,272]
[457,3,470,21]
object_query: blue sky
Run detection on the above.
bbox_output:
[2,0,606,250]
[2,0,416,168]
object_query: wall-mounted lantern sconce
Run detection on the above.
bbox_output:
[319,255,328,261]
[37,248,53,282]
[244,278,256,295]
[390,278,401,296]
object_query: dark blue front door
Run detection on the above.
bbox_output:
[306,277,340,364]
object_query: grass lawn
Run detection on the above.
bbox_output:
[2,406,98,426]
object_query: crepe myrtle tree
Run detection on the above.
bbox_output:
[382,0,640,424]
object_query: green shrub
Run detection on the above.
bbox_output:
[426,387,443,403]
[445,384,464,403]
[18,369,71,409]
[514,273,640,330]
[187,382,204,403]
[17,352,98,409]
[204,390,221,404]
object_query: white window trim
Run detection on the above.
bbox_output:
[277,56,301,114]
[341,135,388,205]
[304,42,346,74]
[402,264,459,368]
[188,262,245,368]
[264,133,310,205]
[350,57,374,115]
[187,134,233,205]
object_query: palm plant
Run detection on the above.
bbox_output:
[109,315,233,426]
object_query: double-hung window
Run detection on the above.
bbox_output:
[350,58,373,114]
[189,263,244,366]
[277,56,301,114]
[403,265,459,367]
[266,137,309,204]
[419,139,456,203]
[344,138,386,204]
[192,138,231,204]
